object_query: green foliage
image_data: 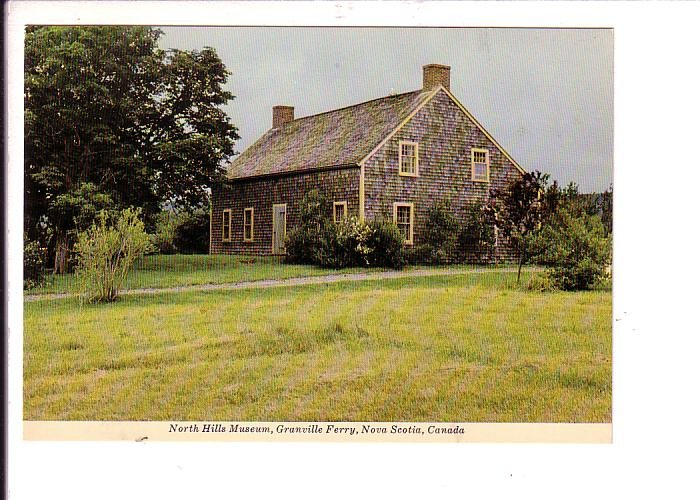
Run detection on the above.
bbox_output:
[24,234,47,289]
[532,209,611,291]
[418,201,459,264]
[365,218,406,269]
[315,217,373,269]
[24,26,239,272]
[173,208,210,254]
[489,171,557,282]
[152,204,210,255]
[600,186,613,235]
[285,190,328,265]
[286,190,406,269]
[524,273,557,292]
[151,210,179,255]
[74,208,153,303]
[458,202,495,264]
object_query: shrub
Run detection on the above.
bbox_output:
[533,209,612,291]
[366,218,406,269]
[525,273,557,292]
[74,208,152,303]
[173,208,210,254]
[458,202,495,264]
[421,201,459,264]
[285,190,328,264]
[151,204,210,255]
[315,216,373,269]
[23,234,47,289]
[286,190,407,269]
[151,210,178,254]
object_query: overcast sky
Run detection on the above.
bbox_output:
[159,27,612,192]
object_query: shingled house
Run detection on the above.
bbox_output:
[210,64,525,257]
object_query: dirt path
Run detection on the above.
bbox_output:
[24,266,520,302]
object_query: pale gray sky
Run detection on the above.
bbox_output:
[159,27,613,192]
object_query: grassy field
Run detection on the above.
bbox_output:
[24,269,612,422]
[29,254,392,295]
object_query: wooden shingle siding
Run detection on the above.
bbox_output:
[363,89,522,260]
[211,167,361,255]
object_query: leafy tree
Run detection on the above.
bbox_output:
[488,170,557,283]
[24,26,239,273]
[74,208,152,303]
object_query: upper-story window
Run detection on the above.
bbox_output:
[222,209,232,242]
[333,201,348,223]
[243,207,254,242]
[399,141,419,177]
[471,148,490,183]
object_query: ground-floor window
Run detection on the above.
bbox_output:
[222,209,232,241]
[393,202,414,245]
[243,207,254,242]
[333,201,348,223]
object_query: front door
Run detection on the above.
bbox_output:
[272,204,287,254]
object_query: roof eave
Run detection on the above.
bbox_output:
[224,162,361,183]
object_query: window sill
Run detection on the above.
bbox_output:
[399,172,419,178]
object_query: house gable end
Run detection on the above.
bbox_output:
[361,87,524,254]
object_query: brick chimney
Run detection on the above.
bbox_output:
[272,105,294,128]
[422,64,451,91]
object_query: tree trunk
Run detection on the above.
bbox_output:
[517,257,523,284]
[53,231,70,274]
[516,243,525,284]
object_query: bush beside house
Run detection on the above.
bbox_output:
[285,190,406,269]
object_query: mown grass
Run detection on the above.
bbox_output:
[24,270,611,422]
[29,254,392,295]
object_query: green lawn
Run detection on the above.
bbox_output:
[24,269,612,422]
[29,254,393,295]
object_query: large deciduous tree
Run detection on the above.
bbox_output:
[24,26,239,273]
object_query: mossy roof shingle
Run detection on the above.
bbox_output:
[225,89,433,179]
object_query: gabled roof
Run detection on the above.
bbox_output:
[225,89,435,179]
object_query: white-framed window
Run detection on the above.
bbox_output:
[393,202,414,245]
[471,148,490,183]
[399,141,419,177]
[333,201,348,223]
[222,209,232,242]
[243,207,254,242]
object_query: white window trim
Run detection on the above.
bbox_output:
[222,209,232,242]
[471,147,490,183]
[398,140,419,177]
[243,207,254,242]
[393,202,414,245]
[333,201,348,223]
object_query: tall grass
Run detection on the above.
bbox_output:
[24,271,611,422]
